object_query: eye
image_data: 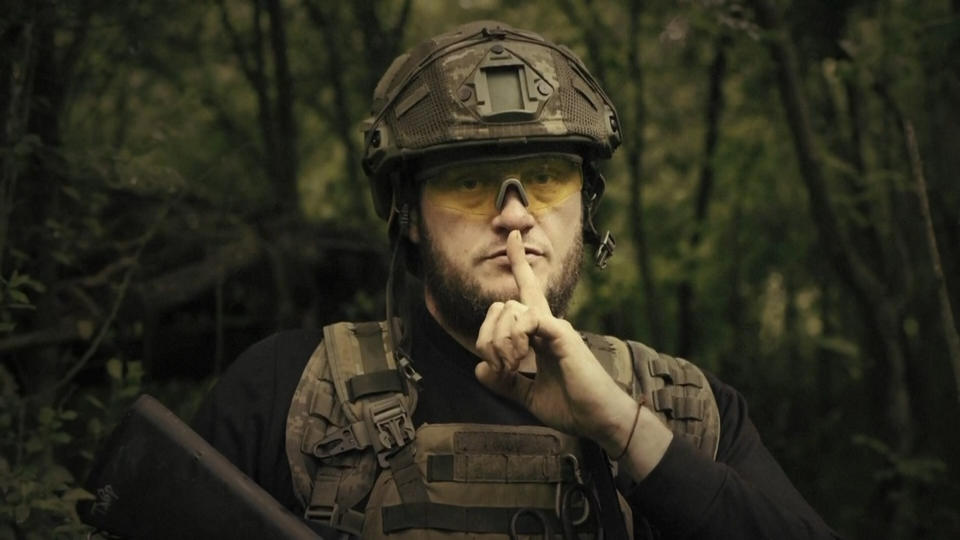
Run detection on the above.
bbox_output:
[526,168,557,184]
[457,177,480,190]
[532,172,553,184]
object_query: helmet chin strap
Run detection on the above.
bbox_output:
[385,178,423,388]
[583,165,616,269]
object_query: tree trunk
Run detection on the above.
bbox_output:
[264,0,298,214]
[747,0,916,532]
[0,18,36,273]
[20,6,69,392]
[903,120,960,404]
[624,0,664,347]
[677,34,729,357]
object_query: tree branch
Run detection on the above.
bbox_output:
[303,0,364,216]
[904,120,960,404]
[52,201,170,393]
[138,226,262,311]
[0,321,80,354]
[216,0,256,84]
[387,0,414,60]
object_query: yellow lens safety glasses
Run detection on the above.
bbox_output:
[418,154,583,217]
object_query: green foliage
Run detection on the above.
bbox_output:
[853,434,948,486]
[0,272,45,334]
[2,0,958,538]
[0,350,207,538]
[0,365,93,538]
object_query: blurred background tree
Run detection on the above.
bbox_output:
[1,0,958,537]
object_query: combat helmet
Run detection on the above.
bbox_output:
[362,20,620,266]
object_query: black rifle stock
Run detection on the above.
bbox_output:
[78,394,320,539]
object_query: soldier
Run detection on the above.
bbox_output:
[193,20,838,539]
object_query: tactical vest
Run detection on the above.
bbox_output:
[285,321,720,538]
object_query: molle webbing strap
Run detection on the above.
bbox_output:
[346,369,405,401]
[388,445,429,504]
[353,322,389,371]
[454,430,560,454]
[648,356,702,387]
[304,467,367,535]
[382,503,590,535]
[426,454,578,483]
[625,340,721,459]
[581,331,719,458]
[651,389,706,420]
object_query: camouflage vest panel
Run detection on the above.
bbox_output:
[285,322,721,537]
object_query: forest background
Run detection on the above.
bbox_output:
[2,0,959,538]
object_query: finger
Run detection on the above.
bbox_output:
[506,230,551,314]
[476,302,506,371]
[492,300,529,371]
[515,310,582,361]
[510,306,540,360]
[475,361,534,409]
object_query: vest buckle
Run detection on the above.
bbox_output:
[313,424,367,458]
[368,395,416,467]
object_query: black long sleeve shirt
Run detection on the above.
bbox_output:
[192,305,838,539]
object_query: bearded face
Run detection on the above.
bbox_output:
[415,198,584,339]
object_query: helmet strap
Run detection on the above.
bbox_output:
[385,175,423,388]
[583,163,616,269]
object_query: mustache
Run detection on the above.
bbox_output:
[479,242,546,260]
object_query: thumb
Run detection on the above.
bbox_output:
[475,362,533,408]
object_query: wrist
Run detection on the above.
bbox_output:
[616,407,674,480]
[593,391,643,456]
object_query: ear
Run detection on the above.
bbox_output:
[407,208,421,244]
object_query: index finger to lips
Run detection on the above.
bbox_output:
[506,230,551,314]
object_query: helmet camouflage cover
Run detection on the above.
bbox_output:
[362,20,622,220]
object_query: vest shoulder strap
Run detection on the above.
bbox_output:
[286,321,419,536]
[581,332,721,460]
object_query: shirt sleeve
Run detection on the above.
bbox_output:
[191,329,321,512]
[621,372,840,539]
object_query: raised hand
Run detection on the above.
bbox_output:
[474,230,640,454]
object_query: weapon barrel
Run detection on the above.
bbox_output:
[78,394,319,539]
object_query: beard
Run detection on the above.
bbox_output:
[419,223,583,339]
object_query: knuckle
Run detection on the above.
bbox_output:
[505,299,524,309]
[487,302,505,314]
[497,339,520,361]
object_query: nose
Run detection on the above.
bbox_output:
[492,184,535,233]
